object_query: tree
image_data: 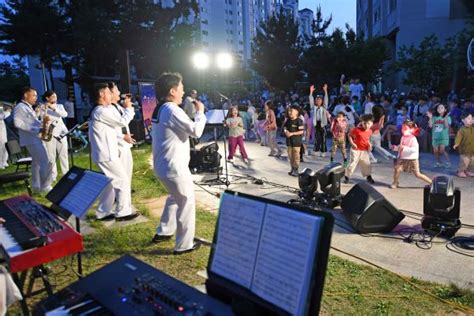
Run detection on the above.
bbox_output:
[302,25,388,88]
[0,58,29,102]
[394,34,451,92]
[0,0,71,89]
[252,10,303,91]
[311,5,332,46]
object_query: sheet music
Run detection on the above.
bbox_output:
[210,192,266,288]
[251,204,323,316]
[59,171,111,218]
[205,110,228,124]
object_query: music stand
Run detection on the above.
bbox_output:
[202,109,230,187]
[56,120,89,169]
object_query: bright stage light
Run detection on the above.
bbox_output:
[216,52,233,70]
[192,52,210,69]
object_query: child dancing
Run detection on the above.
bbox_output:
[390,120,432,188]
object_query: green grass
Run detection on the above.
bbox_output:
[2,144,474,315]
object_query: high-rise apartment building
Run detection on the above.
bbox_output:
[357,0,468,89]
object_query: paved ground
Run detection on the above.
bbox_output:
[192,133,474,290]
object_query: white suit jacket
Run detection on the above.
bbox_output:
[89,105,135,163]
[42,103,69,137]
[13,101,42,146]
[152,102,206,178]
[112,103,135,149]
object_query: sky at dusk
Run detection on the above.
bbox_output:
[299,0,357,33]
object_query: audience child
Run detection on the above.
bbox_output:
[284,105,304,176]
[330,112,348,167]
[453,113,474,177]
[256,110,267,145]
[344,114,375,184]
[390,121,432,188]
[427,103,451,167]
[370,104,396,163]
[264,100,282,157]
[225,106,250,165]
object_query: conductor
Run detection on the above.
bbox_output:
[151,73,207,254]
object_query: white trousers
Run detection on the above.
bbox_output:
[370,133,395,160]
[0,143,8,167]
[345,149,372,178]
[45,137,69,181]
[26,143,54,191]
[156,174,196,251]
[96,159,132,218]
[119,146,133,184]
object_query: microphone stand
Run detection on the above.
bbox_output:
[56,120,89,169]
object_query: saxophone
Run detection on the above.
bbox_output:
[40,105,56,142]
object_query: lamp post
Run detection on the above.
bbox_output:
[191,51,234,95]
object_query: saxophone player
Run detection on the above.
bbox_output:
[41,90,70,181]
[13,87,54,193]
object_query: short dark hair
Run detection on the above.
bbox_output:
[360,114,374,122]
[21,86,35,96]
[461,112,472,120]
[336,111,346,117]
[42,90,56,101]
[156,72,182,99]
[107,82,117,90]
[93,83,109,103]
[352,95,359,100]
[264,100,274,110]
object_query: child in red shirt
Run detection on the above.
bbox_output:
[344,114,375,184]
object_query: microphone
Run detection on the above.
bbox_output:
[216,91,229,101]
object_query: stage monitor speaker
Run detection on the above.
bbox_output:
[341,182,405,233]
[129,119,145,143]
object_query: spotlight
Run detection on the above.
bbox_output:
[192,52,210,70]
[315,162,345,208]
[422,175,461,237]
[216,52,233,70]
[298,168,318,200]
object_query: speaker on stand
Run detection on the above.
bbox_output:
[129,119,146,145]
[341,182,405,234]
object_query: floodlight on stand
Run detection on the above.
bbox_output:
[298,168,318,201]
[422,175,461,237]
[192,52,210,70]
[216,52,233,70]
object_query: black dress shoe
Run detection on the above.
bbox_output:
[97,214,115,221]
[173,242,201,255]
[115,212,140,222]
[151,234,173,243]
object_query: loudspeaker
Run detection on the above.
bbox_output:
[129,119,145,143]
[341,182,405,233]
[189,142,221,173]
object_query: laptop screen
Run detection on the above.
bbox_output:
[206,190,333,316]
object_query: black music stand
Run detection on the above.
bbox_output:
[56,120,89,169]
[201,109,231,187]
[46,167,111,278]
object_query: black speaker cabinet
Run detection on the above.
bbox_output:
[129,119,146,143]
[341,182,405,233]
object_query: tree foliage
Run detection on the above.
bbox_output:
[394,34,451,92]
[0,58,29,101]
[0,0,199,91]
[252,10,303,91]
[302,25,388,88]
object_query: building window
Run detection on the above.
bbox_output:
[201,19,208,25]
[202,30,208,35]
[229,10,233,15]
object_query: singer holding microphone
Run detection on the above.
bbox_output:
[13,87,54,193]
[41,90,70,181]
[151,73,206,255]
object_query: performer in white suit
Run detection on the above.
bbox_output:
[0,104,11,169]
[41,90,70,181]
[108,82,136,184]
[151,73,207,254]
[13,87,54,193]
[89,83,138,221]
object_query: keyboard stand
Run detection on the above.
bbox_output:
[12,265,53,315]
